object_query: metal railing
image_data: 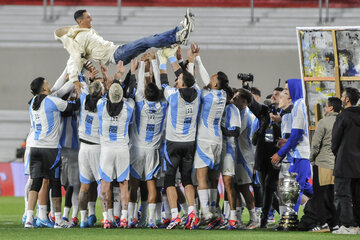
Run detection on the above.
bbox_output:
[43,0,124,22]
[249,0,331,24]
[319,0,330,23]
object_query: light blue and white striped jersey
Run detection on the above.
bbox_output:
[29,95,68,148]
[78,89,101,144]
[290,99,310,159]
[163,86,201,142]
[97,97,135,147]
[281,111,292,139]
[197,89,226,142]
[221,103,241,152]
[237,107,256,164]
[281,110,293,162]
[131,93,167,149]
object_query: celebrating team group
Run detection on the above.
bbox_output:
[22,8,313,230]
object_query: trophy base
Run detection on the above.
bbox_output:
[276,212,299,231]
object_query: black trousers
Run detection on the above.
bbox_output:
[334,176,360,227]
[259,143,280,224]
[312,165,338,228]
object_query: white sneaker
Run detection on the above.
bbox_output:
[332,225,357,234]
[176,8,195,45]
[24,221,34,228]
[54,220,72,229]
[246,220,260,230]
[203,211,214,224]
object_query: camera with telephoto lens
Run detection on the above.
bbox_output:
[237,73,254,82]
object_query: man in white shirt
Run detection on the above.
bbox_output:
[54,9,195,88]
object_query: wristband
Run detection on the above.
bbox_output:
[144,72,150,77]
[160,64,167,70]
[169,56,177,64]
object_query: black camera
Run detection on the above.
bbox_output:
[269,103,278,115]
[237,73,254,82]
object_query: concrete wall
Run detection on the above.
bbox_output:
[0,47,301,110]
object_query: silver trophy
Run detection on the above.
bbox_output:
[277,172,300,231]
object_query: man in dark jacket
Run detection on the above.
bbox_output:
[248,87,283,228]
[332,87,360,235]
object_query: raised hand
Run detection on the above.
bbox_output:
[187,49,195,63]
[150,50,156,60]
[130,58,139,74]
[86,66,99,81]
[83,60,93,71]
[162,45,179,58]
[114,60,126,80]
[157,49,167,65]
[192,42,200,57]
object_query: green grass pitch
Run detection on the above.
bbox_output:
[0,197,358,240]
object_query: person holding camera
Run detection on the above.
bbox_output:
[247,86,283,228]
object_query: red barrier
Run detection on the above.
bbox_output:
[0,163,15,196]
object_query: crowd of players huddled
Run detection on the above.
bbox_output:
[21,42,360,234]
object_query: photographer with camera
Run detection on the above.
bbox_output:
[237,73,254,91]
[247,85,283,228]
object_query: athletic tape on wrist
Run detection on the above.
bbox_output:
[169,56,177,64]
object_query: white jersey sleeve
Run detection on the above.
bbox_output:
[291,99,310,159]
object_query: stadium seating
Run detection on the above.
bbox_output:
[1,0,360,8]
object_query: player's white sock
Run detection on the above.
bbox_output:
[63,207,70,219]
[148,203,156,223]
[72,205,79,219]
[26,210,34,223]
[156,202,162,222]
[88,202,96,216]
[188,205,196,216]
[230,210,237,221]
[198,189,210,215]
[50,198,55,217]
[171,208,179,219]
[108,208,114,222]
[162,195,171,219]
[102,211,108,221]
[121,210,128,220]
[80,210,88,222]
[55,212,62,224]
[249,208,256,222]
[180,202,188,216]
[38,205,47,220]
[128,202,135,221]
[113,187,121,217]
[223,201,230,219]
[134,202,138,219]
[24,178,32,215]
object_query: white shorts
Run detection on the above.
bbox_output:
[194,140,222,170]
[234,162,254,185]
[220,141,237,177]
[99,146,130,183]
[78,142,101,184]
[130,146,160,181]
[24,146,31,175]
